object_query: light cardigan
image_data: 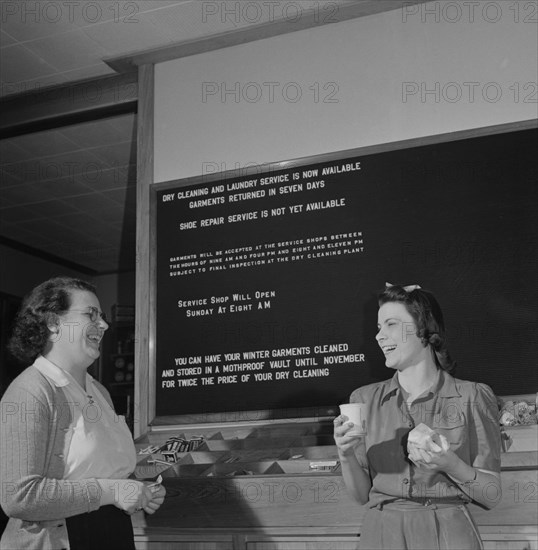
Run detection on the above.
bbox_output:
[0,365,112,550]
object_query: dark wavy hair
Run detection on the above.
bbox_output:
[378,284,456,374]
[8,277,96,365]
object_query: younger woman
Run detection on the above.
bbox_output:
[334,283,501,549]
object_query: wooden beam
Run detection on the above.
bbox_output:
[106,1,431,72]
[0,73,138,139]
[134,63,154,439]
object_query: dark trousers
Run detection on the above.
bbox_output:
[66,505,135,550]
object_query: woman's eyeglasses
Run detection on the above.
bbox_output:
[67,306,108,323]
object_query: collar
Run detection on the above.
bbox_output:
[436,369,461,398]
[384,372,401,400]
[381,369,461,404]
[33,355,94,390]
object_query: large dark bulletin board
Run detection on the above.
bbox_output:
[154,125,537,419]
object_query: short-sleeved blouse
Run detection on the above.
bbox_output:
[350,370,501,508]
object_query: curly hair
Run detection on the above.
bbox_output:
[8,277,96,365]
[378,284,456,374]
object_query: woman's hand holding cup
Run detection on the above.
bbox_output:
[334,403,367,456]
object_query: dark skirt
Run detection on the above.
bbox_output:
[66,505,135,550]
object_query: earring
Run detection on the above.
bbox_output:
[48,325,61,342]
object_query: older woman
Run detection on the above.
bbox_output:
[0,277,165,550]
[334,283,501,550]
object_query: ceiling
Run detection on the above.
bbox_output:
[0,114,138,273]
[0,0,424,275]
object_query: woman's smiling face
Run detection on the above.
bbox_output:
[376,301,427,371]
[50,289,108,369]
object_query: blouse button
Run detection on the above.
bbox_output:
[408,422,414,428]
[57,454,64,458]
[403,478,409,484]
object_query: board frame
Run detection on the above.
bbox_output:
[135,114,537,436]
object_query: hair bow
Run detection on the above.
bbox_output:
[385,282,422,293]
